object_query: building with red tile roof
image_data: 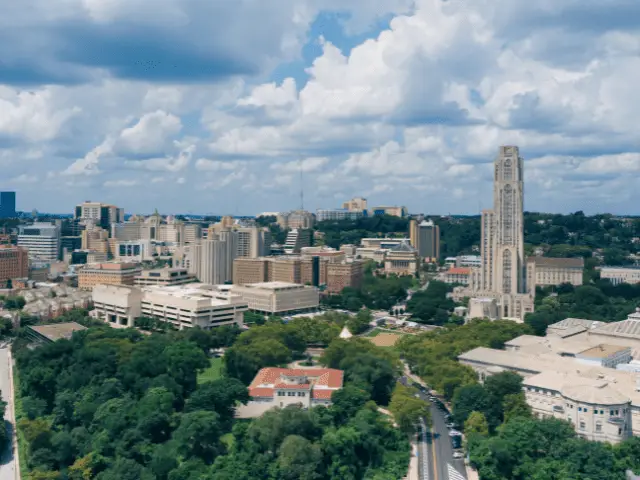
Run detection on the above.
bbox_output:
[247,367,344,409]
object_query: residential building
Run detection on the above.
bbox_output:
[134,267,197,287]
[246,367,344,412]
[77,262,142,290]
[409,219,440,261]
[75,201,124,229]
[0,245,29,286]
[526,256,584,292]
[193,233,236,285]
[18,223,61,261]
[92,283,247,330]
[316,208,364,222]
[284,228,312,254]
[369,206,407,217]
[232,282,319,314]
[0,191,16,218]
[600,267,640,285]
[455,146,534,321]
[92,284,143,327]
[384,241,419,276]
[342,197,368,212]
[442,267,471,285]
[277,210,315,230]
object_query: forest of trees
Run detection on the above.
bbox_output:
[14,313,411,480]
[398,320,532,399]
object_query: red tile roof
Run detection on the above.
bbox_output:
[250,367,344,389]
[312,390,335,399]
[447,267,471,275]
[249,387,274,398]
[274,383,311,389]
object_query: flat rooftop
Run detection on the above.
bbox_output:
[29,322,87,342]
[578,344,630,359]
[243,281,308,290]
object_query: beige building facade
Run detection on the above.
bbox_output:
[526,256,584,292]
[78,262,142,290]
[232,282,319,314]
[384,241,419,276]
[0,245,28,285]
[600,267,640,285]
[134,267,197,287]
[92,284,142,327]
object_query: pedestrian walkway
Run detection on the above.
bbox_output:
[448,463,466,480]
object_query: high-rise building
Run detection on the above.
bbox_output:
[342,197,368,212]
[81,227,110,255]
[284,229,312,254]
[458,146,534,321]
[195,232,237,285]
[18,223,61,261]
[75,201,124,230]
[409,219,440,261]
[277,210,315,230]
[0,245,29,285]
[0,192,17,218]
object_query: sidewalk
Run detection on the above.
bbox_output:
[404,436,419,480]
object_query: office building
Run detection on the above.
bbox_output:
[455,146,534,321]
[384,241,419,276]
[64,250,108,265]
[0,192,16,218]
[61,236,82,256]
[369,206,407,217]
[316,208,364,222]
[115,240,153,262]
[342,197,368,212]
[92,283,247,330]
[77,262,142,290]
[526,256,584,292]
[232,282,319,314]
[284,229,312,254]
[195,234,236,285]
[0,245,28,286]
[600,267,640,285]
[233,258,271,285]
[81,227,110,255]
[277,210,315,230]
[75,201,124,229]
[409,219,440,261]
[134,267,197,287]
[18,223,61,261]
[236,226,271,258]
[326,260,364,294]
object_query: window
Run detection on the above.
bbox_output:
[579,421,586,430]
[600,410,604,415]
[596,423,602,433]
[297,392,306,397]
[610,410,614,416]
[578,407,582,412]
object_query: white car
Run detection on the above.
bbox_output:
[453,452,464,459]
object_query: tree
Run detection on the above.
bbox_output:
[330,386,371,424]
[173,411,223,463]
[275,435,322,480]
[389,385,431,434]
[502,392,532,424]
[464,411,489,437]
[346,309,372,335]
[340,353,396,405]
[185,378,249,428]
[452,384,491,428]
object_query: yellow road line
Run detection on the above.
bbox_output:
[430,424,439,480]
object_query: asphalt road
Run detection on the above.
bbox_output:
[401,376,467,480]
[0,347,18,480]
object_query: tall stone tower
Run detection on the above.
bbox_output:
[492,145,525,295]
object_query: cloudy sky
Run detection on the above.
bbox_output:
[1,0,639,215]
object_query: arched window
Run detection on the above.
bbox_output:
[503,158,513,180]
[502,249,512,293]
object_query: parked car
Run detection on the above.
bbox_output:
[446,422,455,429]
[453,452,464,459]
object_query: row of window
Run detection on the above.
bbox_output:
[277,391,306,397]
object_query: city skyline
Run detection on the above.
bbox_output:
[0,1,638,215]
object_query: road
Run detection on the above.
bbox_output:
[0,347,18,480]
[401,376,467,480]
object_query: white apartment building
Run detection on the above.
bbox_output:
[18,223,61,261]
[231,282,319,314]
[600,267,640,285]
[316,209,364,222]
[92,283,247,330]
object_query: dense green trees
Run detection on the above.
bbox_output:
[399,320,531,400]
[389,384,431,433]
[15,327,249,479]
[316,215,409,249]
[406,280,456,325]
[0,395,8,452]
[525,281,640,335]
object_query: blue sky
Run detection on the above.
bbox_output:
[0,0,638,215]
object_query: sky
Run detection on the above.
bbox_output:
[1,0,639,216]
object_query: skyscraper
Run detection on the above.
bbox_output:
[458,146,533,321]
[0,192,16,218]
[409,219,440,261]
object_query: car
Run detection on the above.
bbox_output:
[449,430,462,437]
[453,452,464,459]
[446,422,455,429]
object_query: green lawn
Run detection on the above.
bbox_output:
[197,357,224,384]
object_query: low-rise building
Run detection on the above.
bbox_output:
[600,266,640,285]
[384,241,418,276]
[92,285,143,327]
[232,282,319,314]
[78,262,142,290]
[0,245,28,286]
[526,256,584,292]
[134,267,197,287]
[247,367,344,410]
[316,208,364,222]
[442,267,471,285]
